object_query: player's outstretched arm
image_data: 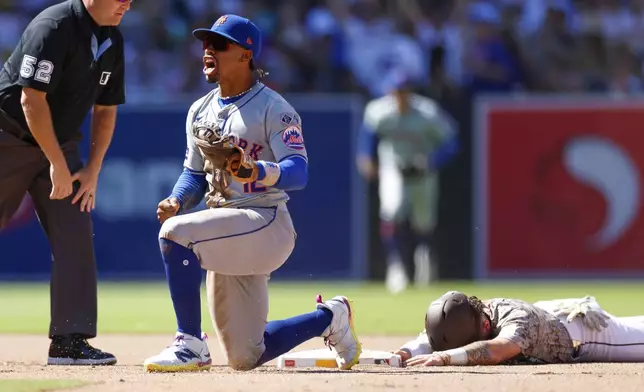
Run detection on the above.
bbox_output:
[395,329,433,361]
[406,337,521,367]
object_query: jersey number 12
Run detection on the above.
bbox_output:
[244,182,266,194]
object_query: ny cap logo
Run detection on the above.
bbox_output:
[215,16,227,26]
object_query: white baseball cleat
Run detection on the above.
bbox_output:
[144,332,212,372]
[316,295,362,370]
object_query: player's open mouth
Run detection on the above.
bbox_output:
[203,56,217,77]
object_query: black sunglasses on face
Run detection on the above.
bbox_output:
[202,35,234,52]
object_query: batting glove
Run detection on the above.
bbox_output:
[553,296,610,332]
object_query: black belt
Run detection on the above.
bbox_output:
[0,109,37,145]
[400,166,427,179]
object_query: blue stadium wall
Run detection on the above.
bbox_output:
[0,94,369,281]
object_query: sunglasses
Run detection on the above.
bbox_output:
[202,34,235,52]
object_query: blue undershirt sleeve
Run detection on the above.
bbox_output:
[256,155,308,192]
[429,134,459,170]
[169,168,208,212]
[357,124,378,159]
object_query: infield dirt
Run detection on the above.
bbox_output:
[0,335,642,392]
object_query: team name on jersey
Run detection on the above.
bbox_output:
[229,135,264,160]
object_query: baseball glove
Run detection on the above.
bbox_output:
[226,152,259,183]
[192,122,244,206]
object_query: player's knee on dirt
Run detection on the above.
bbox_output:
[159,215,194,249]
[226,348,263,371]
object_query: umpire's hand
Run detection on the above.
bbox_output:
[71,165,100,212]
[157,197,180,224]
[50,162,78,200]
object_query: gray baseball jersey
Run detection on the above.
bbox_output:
[362,93,455,170]
[362,93,455,231]
[183,81,307,208]
[160,81,304,369]
[483,298,575,363]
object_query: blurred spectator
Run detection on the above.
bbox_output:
[2,0,644,102]
[607,42,644,96]
[400,0,464,99]
[522,1,583,91]
[462,2,524,93]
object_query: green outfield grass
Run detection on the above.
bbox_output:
[0,281,642,336]
[0,380,90,392]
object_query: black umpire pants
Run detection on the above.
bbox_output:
[0,113,97,339]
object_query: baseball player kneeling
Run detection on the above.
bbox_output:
[143,14,361,372]
[394,291,644,366]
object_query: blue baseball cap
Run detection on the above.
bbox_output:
[468,2,501,25]
[192,14,262,60]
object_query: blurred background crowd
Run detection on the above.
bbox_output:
[2,0,644,282]
[2,0,644,104]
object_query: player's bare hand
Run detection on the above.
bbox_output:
[71,165,100,212]
[157,197,180,224]
[406,353,446,367]
[49,163,75,200]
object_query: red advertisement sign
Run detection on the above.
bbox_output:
[475,98,644,278]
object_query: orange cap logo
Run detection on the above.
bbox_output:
[215,16,227,26]
[246,37,253,45]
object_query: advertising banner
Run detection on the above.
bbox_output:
[474,96,644,279]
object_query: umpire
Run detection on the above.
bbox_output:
[0,0,131,365]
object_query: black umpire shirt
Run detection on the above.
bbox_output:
[0,0,125,144]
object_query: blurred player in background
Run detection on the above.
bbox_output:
[357,72,459,294]
[394,291,644,366]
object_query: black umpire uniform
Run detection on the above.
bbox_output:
[0,0,125,365]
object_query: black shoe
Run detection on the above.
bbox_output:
[47,334,117,366]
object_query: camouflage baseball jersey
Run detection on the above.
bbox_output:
[184,81,307,208]
[362,93,455,170]
[483,298,575,363]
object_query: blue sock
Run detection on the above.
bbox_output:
[383,235,403,266]
[159,238,203,339]
[255,308,333,366]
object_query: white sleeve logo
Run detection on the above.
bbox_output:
[20,55,54,83]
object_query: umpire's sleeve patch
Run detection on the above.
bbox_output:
[281,126,305,151]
